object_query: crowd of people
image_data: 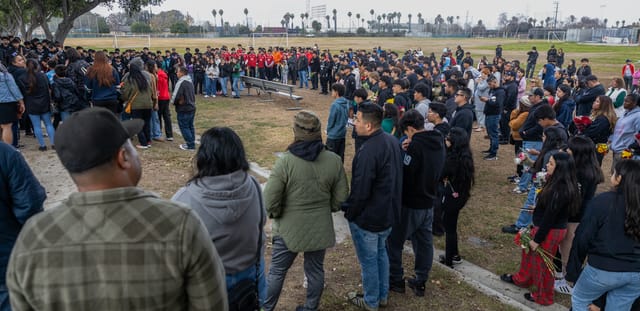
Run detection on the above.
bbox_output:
[1,34,640,311]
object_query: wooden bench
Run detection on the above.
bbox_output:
[242,76,303,109]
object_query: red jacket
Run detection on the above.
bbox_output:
[257,54,266,68]
[157,69,170,100]
[265,54,274,68]
[623,64,635,77]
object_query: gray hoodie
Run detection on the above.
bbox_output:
[172,170,265,274]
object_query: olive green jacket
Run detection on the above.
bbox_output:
[263,149,349,252]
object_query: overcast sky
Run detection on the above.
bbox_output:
[93,0,633,29]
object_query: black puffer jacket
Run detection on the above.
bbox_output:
[21,71,51,115]
[52,76,86,112]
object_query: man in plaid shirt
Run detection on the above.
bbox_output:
[6,108,228,311]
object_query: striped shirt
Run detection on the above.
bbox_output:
[6,187,228,311]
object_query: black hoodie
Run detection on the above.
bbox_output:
[288,140,325,162]
[402,130,446,209]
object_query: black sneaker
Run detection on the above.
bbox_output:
[38,146,47,151]
[481,149,492,154]
[438,254,462,267]
[406,277,425,297]
[501,224,519,234]
[389,279,405,293]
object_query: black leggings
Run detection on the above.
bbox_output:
[443,194,469,264]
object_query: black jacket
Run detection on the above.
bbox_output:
[52,76,86,112]
[342,130,403,232]
[575,84,605,116]
[344,73,356,100]
[377,87,393,106]
[21,72,51,115]
[173,78,196,113]
[503,80,518,111]
[449,103,475,138]
[519,101,547,141]
[566,191,640,283]
[445,96,457,120]
[582,115,611,144]
[483,87,505,116]
[402,131,445,209]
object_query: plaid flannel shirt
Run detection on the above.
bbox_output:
[6,187,228,311]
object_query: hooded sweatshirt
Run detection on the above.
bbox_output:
[402,130,446,209]
[327,97,350,140]
[172,170,264,274]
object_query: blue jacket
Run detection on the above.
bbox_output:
[326,97,349,140]
[0,72,23,103]
[556,98,576,128]
[0,142,45,286]
[85,67,121,102]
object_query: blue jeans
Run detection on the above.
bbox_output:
[28,113,55,147]
[485,115,500,156]
[516,141,543,191]
[349,222,391,309]
[205,77,217,96]
[298,70,309,88]
[515,186,537,228]
[227,257,266,308]
[388,208,433,283]
[177,111,195,149]
[60,111,71,122]
[572,264,640,311]
[150,110,162,139]
[232,77,241,96]
[218,77,228,95]
[0,285,9,311]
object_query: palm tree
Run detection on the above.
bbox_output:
[377,15,382,32]
[211,9,217,30]
[417,13,422,32]
[300,13,305,30]
[356,13,361,28]
[370,9,375,29]
[397,12,402,26]
[281,19,286,28]
[289,13,295,30]
[622,20,626,27]
[218,9,224,32]
[244,8,249,28]
[569,15,576,25]
[407,13,412,32]
[615,20,620,28]
[435,14,444,34]
[326,15,331,30]
[603,18,608,28]
[284,13,291,30]
[332,9,337,32]
[382,13,387,32]
[348,11,352,32]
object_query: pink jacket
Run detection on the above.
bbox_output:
[633,69,640,86]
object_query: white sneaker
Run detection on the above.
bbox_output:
[554,278,573,295]
[204,95,209,98]
[212,95,216,98]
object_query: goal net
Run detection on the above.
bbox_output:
[112,34,152,49]
[249,33,289,49]
[547,31,566,42]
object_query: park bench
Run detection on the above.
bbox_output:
[241,76,303,109]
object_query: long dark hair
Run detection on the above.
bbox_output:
[125,61,149,92]
[613,160,640,241]
[567,136,604,185]
[189,127,250,183]
[86,51,115,87]
[554,84,572,115]
[445,127,475,195]
[537,152,581,217]
[533,127,567,173]
[25,58,39,94]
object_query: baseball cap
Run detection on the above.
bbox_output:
[504,71,516,78]
[526,87,545,98]
[55,108,143,173]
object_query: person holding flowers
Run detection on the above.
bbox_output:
[501,151,581,306]
[580,95,617,165]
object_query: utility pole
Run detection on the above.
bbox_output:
[552,1,559,29]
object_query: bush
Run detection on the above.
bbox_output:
[356,27,367,35]
[131,22,151,33]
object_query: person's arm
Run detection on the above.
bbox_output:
[582,116,609,140]
[509,111,528,131]
[263,156,288,219]
[182,210,229,311]
[327,103,337,132]
[8,147,46,223]
[613,91,626,108]
[331,162,349,212]
[342,150,376,221]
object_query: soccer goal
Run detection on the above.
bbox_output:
[249,32,289,49]
[547,31,566,42]
[111,34,152,49]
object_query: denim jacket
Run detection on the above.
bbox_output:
[0,72,23,103]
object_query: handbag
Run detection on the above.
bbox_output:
[228,178,264,311]
[124,90,138,114]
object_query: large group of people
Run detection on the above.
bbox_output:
[1,34,640,311]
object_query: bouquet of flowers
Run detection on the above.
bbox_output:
[573,116,592,133]
[514,227,558,273]
[532,170,548,194]
[514,148,535,167]
[622,149,634,159]
[596,143,609,155]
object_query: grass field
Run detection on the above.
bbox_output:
[65,37,635,310]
